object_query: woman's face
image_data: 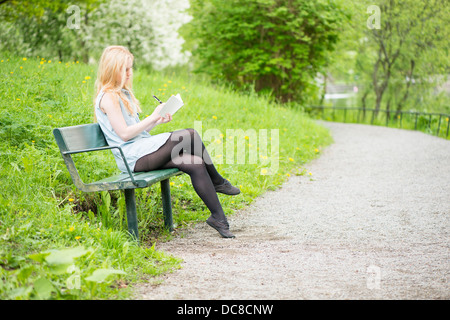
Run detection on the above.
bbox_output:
[125,59,133,82]
[116,58,133,86]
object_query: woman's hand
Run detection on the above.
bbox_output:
[150,103,172,125]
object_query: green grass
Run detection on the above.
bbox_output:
[0,53,332,299]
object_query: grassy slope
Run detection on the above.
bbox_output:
[0,53,332,299]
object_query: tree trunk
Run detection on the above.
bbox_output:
[396,59,415,117]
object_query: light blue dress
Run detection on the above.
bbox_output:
[95,89,171,173]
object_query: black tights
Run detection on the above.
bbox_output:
[134,128,227,221]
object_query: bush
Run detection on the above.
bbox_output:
[185,0,349,103]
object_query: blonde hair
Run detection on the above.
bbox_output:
[94,46,141,116]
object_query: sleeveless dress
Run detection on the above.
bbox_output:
[95,89,171,173]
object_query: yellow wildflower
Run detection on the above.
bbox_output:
[289,157,294,162]
[68,198,74,202]
[314,148,319,153]
[69,226,75,232]
[48,60,51,63]
[261,168,268,175]
[23,58,27,61]
[85,76,91,80]
[75,236,81,240]
[212,116,218,120]
[40,61,44,65]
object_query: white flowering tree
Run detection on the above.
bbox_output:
[0,0,192,69]
[82,0,192,68]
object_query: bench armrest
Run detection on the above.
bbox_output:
[63,145,138,186]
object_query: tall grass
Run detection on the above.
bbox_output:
[0,53,332,299]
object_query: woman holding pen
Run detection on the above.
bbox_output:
[93,46,239,238]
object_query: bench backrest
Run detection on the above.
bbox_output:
[53,123,107,153]
[53,124,108,190]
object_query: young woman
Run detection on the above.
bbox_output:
[93,46,239,238]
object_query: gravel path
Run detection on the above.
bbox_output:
[135,121,450,300]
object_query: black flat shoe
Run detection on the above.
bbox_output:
[206,216,235,238]
[214,179,240,195]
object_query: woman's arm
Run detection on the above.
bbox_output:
[100,92,172,142]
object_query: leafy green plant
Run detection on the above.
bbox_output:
[185,0,349,103]
[1,246,126,299]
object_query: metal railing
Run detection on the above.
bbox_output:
[305,106,450,139]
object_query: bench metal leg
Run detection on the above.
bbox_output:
[124,189,139,242]
[160,178,173,232]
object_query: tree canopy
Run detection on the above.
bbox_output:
[184,0,349,104]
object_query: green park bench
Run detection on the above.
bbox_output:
[53,123,183,242]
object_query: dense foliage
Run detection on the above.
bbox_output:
[185,0,349,103]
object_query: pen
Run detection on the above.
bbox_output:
[153,95,163,104]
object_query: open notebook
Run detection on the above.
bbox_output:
[159,93,184,117]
